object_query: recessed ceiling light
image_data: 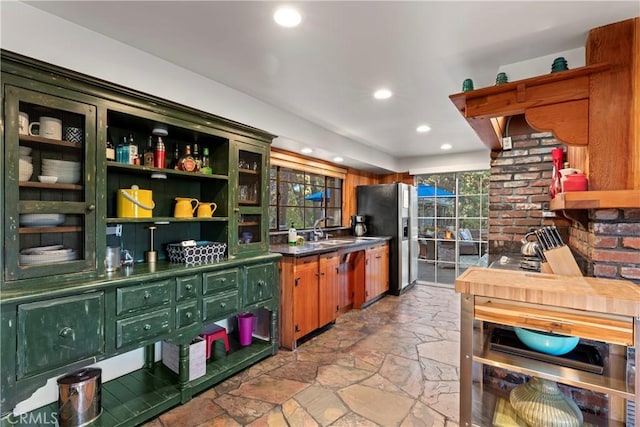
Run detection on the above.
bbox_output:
[301,147,313,154]
[373,88,392,100]
[274,7,301,27]
[416,124,431,133]
[440,143,452,150]
[333,156,344,162]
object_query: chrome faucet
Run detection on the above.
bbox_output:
[312,216,334,240]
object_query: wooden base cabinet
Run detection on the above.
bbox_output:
[280,252,340,350]
[456,267,640,427]
[353,242,390,308]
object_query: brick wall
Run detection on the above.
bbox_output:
[488,131,640,285]
[488,132,571,261]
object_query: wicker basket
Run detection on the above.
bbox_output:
[166,241,226,265]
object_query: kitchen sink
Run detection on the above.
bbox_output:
[308,239,349,246]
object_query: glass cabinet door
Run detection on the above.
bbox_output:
[3,85,97,282]
[231,140,268,257]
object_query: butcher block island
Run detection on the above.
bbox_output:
[455,267,640,426]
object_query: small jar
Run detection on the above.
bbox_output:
[563,173,588,192]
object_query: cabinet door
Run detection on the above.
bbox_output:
[365,245,387,301]
[294,257,319,339]
[318,252,340,327]
[17,293,104,378]
[230,139,269,257]
[380,243,390,293]
[245,262,275,306]
[4,85,97,281]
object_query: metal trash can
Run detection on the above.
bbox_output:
[57,368,102,427]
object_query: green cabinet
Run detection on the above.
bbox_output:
[1,51,280,424]
[3,85,98,282]
[231,139,270,257]
[17,293,104,378]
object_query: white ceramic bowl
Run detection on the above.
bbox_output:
[42,159,81,168]
[20,155,32,163]
[19,213,66,227]
[38,175,58,184]
[19,146,32,156]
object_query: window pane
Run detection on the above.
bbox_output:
[327,189,341,209]
[279,168,305,182]
[458,195,482,218]
[269,166,277,179]
[281,206,304,230]
[279,182,305,207]
[304,185,325,207]
[327,177,341,187]
[308,173,324,186]
[325,208,341,227]
[269,206,278,229]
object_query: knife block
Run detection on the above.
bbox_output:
[543,246,583,276]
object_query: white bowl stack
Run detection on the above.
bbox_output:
[19,146,33,181]
[41,159,81,184]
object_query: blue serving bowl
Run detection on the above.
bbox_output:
[514,327,579,356]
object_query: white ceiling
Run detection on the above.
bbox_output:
[21,1,640,172]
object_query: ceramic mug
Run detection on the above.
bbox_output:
[18,112,29,135]
[196,202,217,218]
[29,116,62,140]
[64,126,83,144]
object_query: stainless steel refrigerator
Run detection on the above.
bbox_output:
[356,183,418,295]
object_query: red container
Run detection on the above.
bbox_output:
[563,173,588,191]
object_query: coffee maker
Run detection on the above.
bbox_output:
[351,215,367,237]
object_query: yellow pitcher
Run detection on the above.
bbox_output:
[196,201,217,218]
[174,197,199,218]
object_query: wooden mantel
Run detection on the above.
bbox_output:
[449,63,608,150]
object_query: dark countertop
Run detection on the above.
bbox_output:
[270,236,391,257]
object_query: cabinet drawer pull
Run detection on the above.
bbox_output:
[258,280,265,287]
[144,291,151,300]
[185,311,193,319]
[58,327,74,338]
[87,204,96,212]
[185,284,193,291]
[220,278,226,283]
[143,324,151,330]
[220,302,226,308]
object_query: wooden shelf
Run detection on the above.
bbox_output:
[549,190,640,210]
[106,217,228,224]
[449,63,609,150]
[19,226,81,234]
[107,161,228,181]
[19,134,82,149]
[19,181,82,190]
[239,168,259,175]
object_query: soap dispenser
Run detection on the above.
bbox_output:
[288,222,297,246]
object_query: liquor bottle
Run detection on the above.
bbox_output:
[117,136,129,164]
[178,144,197,172]
[200,147,212,174]
[143,136,155,167]
[106,126,115,161]
[170,144,180,170]
[193,143,202,172]
[128,133,138,165]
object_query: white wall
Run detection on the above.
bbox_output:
[405,150,491,175]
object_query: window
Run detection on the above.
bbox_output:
[269,166,342,231]
[416,171,489,286]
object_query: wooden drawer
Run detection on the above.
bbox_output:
[116,280,171,316]
[474,297,635,346]
[17,293,104,378]
[245,263,275,305]
[116,308,171,348]
[202,291,239,322]
[176,274,200,301]
[176,301,199,329]
[203,269,238,294]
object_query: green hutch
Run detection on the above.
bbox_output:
[0,50,281,425]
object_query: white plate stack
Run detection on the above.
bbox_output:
[19,146,33,181]
[19,244,78,265]
[42,159,81,184]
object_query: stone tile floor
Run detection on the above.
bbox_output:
[144,283,460,426]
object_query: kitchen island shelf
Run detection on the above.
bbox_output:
[475,327,633,400]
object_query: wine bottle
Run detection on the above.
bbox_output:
[200,147,212,174]
[193,143,202,172]
[143,136,155,167]
[170,144,180,170]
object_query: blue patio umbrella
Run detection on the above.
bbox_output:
[305,189,330,202]
[417,184,454,197]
